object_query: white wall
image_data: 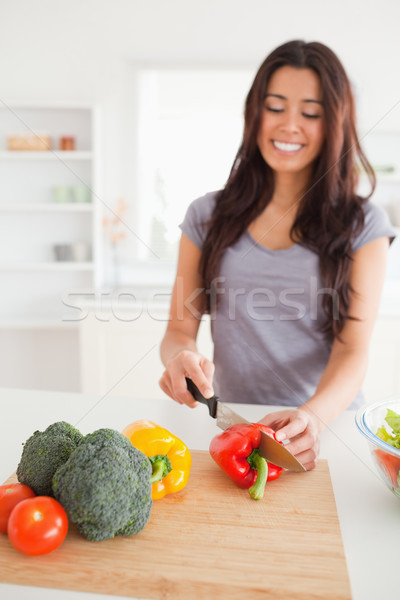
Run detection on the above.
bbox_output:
[1,0,399,392]
[2,0,399,264]
[1,0,399,209]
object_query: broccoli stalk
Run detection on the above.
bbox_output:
[16,421,84,496]
[52,429,153,541]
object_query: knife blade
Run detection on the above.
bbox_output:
[186,377,306,472]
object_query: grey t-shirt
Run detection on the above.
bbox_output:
[180,191,396,409]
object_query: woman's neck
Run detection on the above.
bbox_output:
[271,170,311,211]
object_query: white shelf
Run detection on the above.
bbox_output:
[0,203,93,212]
[0,104,101,319]
[0,319,79,330]
[0,262,95,271]
[0,151,92,160]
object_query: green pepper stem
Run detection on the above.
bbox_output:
[149,454,172,484]
[150,460,166,483]
[248,452,269,500]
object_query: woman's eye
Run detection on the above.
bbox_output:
[302,113,321,119]
[266,107,283,113]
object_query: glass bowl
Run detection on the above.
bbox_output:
[355,398,400,499]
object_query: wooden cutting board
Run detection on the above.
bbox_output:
[0,451,350,599]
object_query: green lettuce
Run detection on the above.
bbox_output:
[376,409,400,449]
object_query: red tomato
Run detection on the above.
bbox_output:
[7,496,68,555]
[0,483,36,534]
[252,423,284,481]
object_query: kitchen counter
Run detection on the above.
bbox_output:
[0,387,399,600]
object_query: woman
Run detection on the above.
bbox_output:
[158,40,396,470]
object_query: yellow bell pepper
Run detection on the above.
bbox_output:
[121,420,191,500]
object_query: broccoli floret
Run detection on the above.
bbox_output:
[16,421,84,496]
[52,428,153,542]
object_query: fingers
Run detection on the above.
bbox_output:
[258,411,291,433]
[285,432,320,467]
[201,359,215,391]
[159,368,198,408]
[290,432,320,470]
[273,410,310,442]
[160,350,215,408]
[159,370,182,402]
[260,409,320,471]
[294,447,319,471]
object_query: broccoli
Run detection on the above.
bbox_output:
[52,428,153,542]
[16,421,84,496]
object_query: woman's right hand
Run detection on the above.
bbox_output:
[159,350,215,408]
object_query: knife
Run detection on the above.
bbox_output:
[186,377,306,472]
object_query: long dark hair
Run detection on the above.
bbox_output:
[199,40,375,338]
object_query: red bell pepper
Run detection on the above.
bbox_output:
[253,423,283,482]
[209,422,283,500]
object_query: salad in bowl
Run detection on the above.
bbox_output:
[356,399,400,499]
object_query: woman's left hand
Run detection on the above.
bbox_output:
[258,408,322,471]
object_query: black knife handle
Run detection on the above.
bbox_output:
[185,377,218,418]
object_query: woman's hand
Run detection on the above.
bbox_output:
[258,408,322,471]
[159,350,215,408]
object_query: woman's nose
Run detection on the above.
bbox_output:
[280,109,301,133]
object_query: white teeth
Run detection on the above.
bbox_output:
[273,141,302,152]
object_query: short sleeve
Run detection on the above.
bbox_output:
[179,191,218,249]
[352,202,397,253]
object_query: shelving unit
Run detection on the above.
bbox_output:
[0,204,94,212]
[0,104,102,321]
[0,262,95,271]
[0,150,93,160]
[0,318,79,330]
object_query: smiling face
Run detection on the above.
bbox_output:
[257,66,325,181]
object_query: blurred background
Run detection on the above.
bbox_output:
[0,0,399,402]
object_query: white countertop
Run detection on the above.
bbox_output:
[0,387,399,600]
